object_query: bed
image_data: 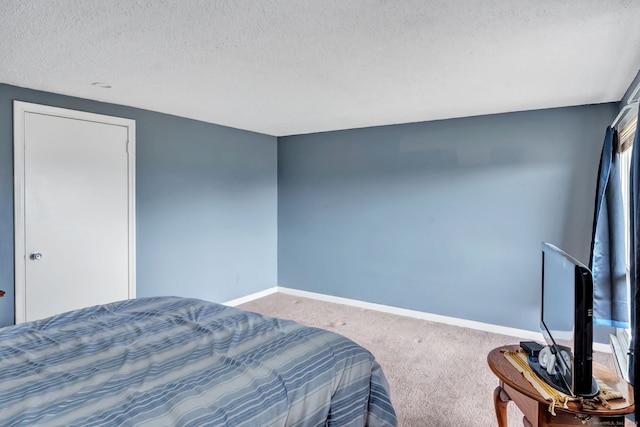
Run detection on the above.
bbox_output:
[0,296,397,426]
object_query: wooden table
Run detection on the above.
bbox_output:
[487,346,634,426]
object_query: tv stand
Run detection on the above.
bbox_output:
[487,346,634,427]
[527,354,599,398]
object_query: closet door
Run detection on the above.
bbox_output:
[14,102,136,322]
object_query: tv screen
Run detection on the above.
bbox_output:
[537,242,598,397]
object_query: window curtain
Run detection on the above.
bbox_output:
[590,127,628,328]
[630,123,640,392]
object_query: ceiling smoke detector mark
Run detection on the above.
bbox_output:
[91,82,112,89]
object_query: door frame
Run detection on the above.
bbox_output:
[13,101,136,323]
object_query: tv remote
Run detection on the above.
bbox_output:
[520,341,544,358]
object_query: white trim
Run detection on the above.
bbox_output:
[13,101,137,323]
[126,120,137,302]
[13,103,26,323]
[276,286,611,353]
[223,287,278,307]
[593,342,610,354]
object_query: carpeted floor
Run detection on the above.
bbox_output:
[239,292,630,427]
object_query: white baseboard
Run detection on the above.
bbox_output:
[593,342,611,353]
[276,286,611,353]
[223,287,278,307]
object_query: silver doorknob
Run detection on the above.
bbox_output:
[29,252,43,261]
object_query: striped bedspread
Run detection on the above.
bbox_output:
[0,296,397,426]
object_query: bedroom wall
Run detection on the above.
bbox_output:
[278,104,618,333]
[0,83,278,327]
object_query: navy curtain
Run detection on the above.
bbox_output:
[590,127,628,328]
[630,123,640,402]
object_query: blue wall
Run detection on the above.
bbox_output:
[0,81,621,335]
[0,83,278,327]
[278,104,618,332]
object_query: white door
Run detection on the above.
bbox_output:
[14,102,136,323]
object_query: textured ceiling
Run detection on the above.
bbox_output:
[2,0,640,136]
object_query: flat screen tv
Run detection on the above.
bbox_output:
[529,242,599,397]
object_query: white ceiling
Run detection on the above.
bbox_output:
[2,0,640,137]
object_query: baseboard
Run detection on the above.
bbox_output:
[223,287,278,307]
[276,286,611,353]
[593,342,611,353]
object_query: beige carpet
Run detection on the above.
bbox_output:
[239,292,628,427]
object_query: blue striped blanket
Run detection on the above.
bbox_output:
[0,297,397,426]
